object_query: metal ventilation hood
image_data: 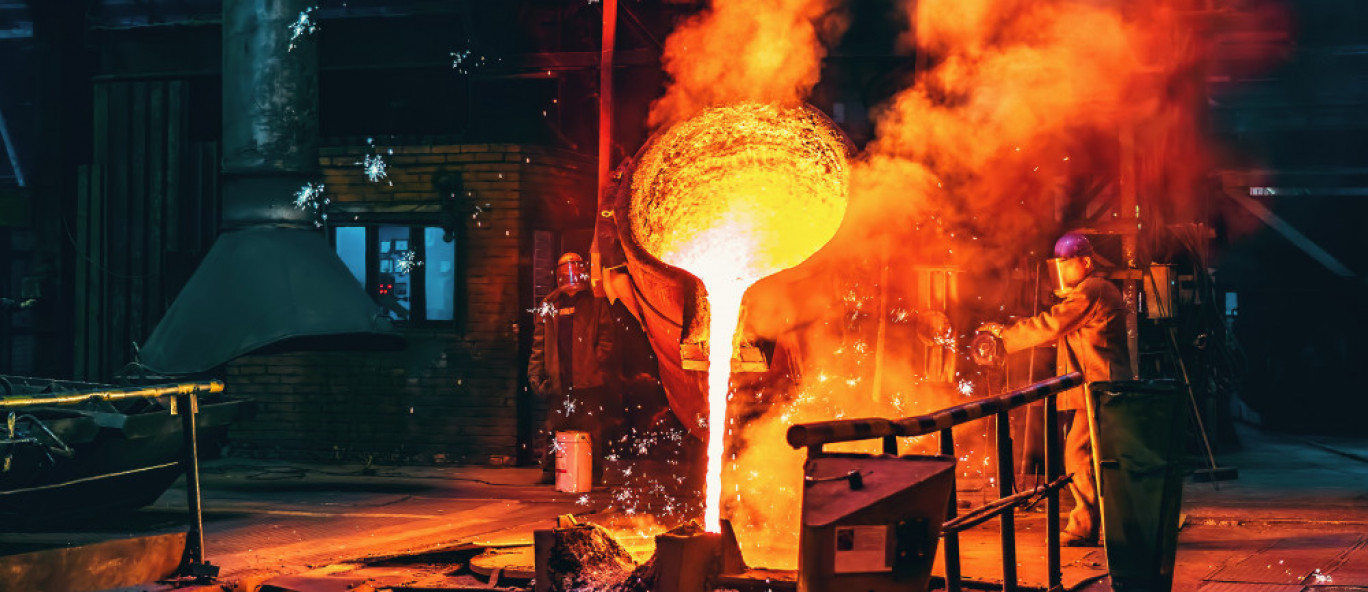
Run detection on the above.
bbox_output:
[139,0,402,376]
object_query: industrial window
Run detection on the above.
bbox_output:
[331,225,457,323]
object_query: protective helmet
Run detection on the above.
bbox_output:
[1053,232,1093,259]
[1048,232,1094,295]
[555,252,589,290]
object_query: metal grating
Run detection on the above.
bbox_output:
[1322,536,1368,586]
[1199,583,1306,592]
[1207,533,1362,585]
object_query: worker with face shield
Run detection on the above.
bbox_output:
[979,232,1132,546]
[528,253,619,485]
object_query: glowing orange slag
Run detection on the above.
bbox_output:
[630,103,849,532]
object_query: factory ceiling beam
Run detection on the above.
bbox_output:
[1220,182,1357,279]
[326,48,658,72]
[0,84,23,187]
[618,3,661,52]
[91,12,657,81]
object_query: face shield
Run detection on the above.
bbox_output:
[556,260,589,290]
[1047,257,1086,297]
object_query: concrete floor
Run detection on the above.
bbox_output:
[138,461,588,590]
[1172,423,1368,591]
[9,420,1363,592]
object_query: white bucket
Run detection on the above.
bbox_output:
[555,431,593,493]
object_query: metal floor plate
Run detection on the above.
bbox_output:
[1322,536,1368,586]
[1206,533,1363,585]
[1199,583,1306,592]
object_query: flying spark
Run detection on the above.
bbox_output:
[395,251,423,275]
[450,50,471,71]
[449,50,497,75]
[362,153,390,184]
[287,7,318,52]
[528,301,558,319]
[293,182,325,209]
[292,182,328,227]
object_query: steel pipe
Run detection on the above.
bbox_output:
[941,473,1073,534]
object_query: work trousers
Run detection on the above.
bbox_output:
[1064,409,1101,540]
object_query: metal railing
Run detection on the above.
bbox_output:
[788,372,1083,592]
[0,380,224,409]
[1,380,225,581]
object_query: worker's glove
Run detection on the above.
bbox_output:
[969,331,1006,367]
[915,311,953,346]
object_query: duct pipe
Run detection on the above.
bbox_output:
[220,0,317,226]
[139,0,401,375]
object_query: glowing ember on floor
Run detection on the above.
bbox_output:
[629,102,850,532]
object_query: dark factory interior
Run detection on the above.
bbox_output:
[0,1,1365,591]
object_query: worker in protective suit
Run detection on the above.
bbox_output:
[528,253,619,484]
[980,232,1131,546]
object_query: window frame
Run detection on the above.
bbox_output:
[328,221,459,328]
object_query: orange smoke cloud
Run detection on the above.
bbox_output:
[642,0,1278,572]
[650,0,845,127]
[849,0,1175,262]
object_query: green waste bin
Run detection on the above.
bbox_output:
[1092,380,1188,592]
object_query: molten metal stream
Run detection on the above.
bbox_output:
[630,103,850,533]
[702,285,744,530]
[665,227,756,531]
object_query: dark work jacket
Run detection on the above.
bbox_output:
[527,286,616,398]
[1001,274,1132,410]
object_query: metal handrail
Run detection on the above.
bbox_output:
[786,373,1082,449]
[787,372,1083,592]
[0,379,225,581]
[0,381,224,409]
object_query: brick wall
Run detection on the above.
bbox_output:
[224,143,593,464]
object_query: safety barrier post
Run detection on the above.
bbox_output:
[997,410,1018,592]
[1046,395,1062,591]
[941,427,961,592]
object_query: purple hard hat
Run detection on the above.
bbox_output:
[1053,232,1093,259]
